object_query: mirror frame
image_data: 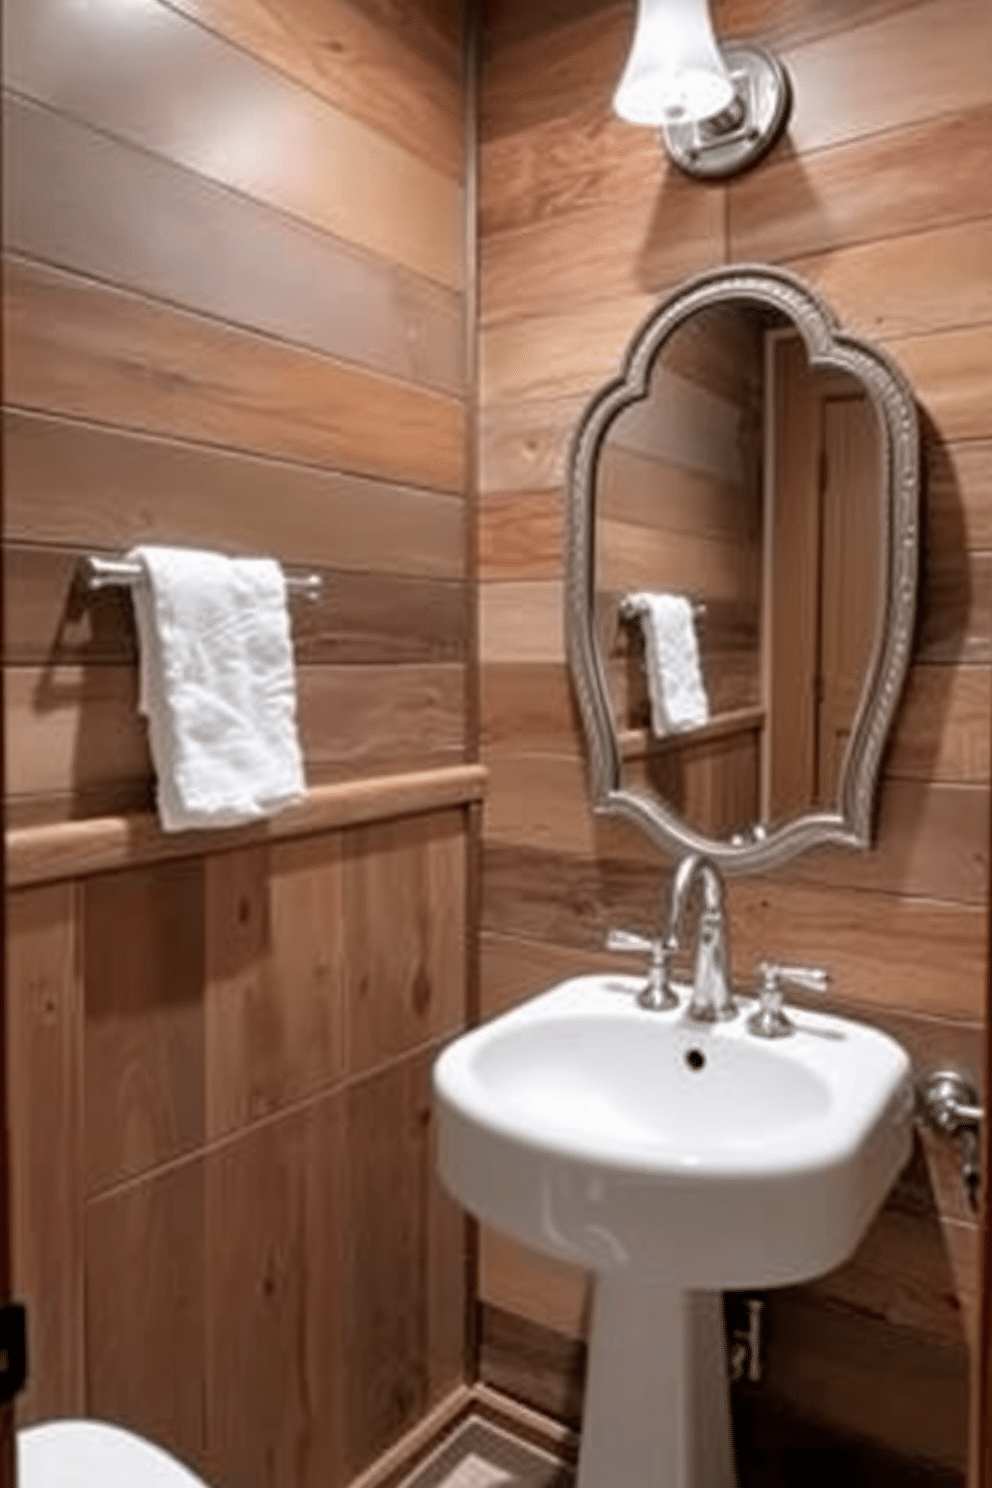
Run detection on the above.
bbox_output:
[564,263,920,875]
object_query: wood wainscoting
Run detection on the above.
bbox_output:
[6,768,484,1488]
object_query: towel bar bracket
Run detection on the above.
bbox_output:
[81,555,322,601]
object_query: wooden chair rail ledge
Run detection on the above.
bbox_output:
[5,762,488,887]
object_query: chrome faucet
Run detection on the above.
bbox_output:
[666,854,737,1022]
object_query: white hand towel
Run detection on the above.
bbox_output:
[127,545,306,832]
[624,592,709,736]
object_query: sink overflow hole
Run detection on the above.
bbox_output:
[685,1049,706,1071]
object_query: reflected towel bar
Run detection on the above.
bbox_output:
[81,555,323,601]
[618,596,706,622]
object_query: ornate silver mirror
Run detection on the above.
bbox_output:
[565,264,920,874]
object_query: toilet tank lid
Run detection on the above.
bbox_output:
[18,1419,209,1488]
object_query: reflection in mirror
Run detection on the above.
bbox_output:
[566,265,919,874]
[595,303,881,844]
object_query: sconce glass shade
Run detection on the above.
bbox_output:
[613,0,736,126]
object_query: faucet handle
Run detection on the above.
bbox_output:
[747,961,830,1038]
[605,928,653,956]
[604,928,680,1012]
[766,963,830,996]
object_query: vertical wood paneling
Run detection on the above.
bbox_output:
[5,885,85,1424]
[83,859,206,1192]
[205,837,346,1139]
[86,1159,207,1473]
[343,1049,460,1478]
[343,811,467,1073]
[204,1095,347,1488]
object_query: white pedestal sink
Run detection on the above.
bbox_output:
[433,976,913,1488]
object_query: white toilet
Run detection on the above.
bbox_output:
[18,1419,210,1487]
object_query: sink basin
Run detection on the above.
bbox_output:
[435,974,913,1290]
[434,975,913,1488]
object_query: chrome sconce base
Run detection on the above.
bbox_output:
[661,41,791,178]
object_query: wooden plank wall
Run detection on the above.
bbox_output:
[477,0,992,1478]
[2,0,469,827]
[2,2,476,1485]
[7,804,474,1487]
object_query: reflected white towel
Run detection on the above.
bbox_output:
[127,545,306,831]
[624,592,709,735]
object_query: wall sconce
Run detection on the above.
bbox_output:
[613,0,791,179]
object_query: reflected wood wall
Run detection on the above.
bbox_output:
[477,0,992,1479]
[2,1,474,1484]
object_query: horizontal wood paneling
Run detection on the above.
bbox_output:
[786,220,992,342]
[3,412,466,578]
[4,0,464,288]
[729,104,992,264]
[3,545,466,669]
[162,0,464,180]
[4,256,465,493]
[780,0,992,157]
[480,184,726,325]
[3,663,467,807]
[482,842,987,1021]
[2,94,464,394]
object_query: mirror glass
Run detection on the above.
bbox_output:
[596,303,879,843]
[566,267,919,873]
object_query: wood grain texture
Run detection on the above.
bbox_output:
[343,811,467,1073]
[2,545,467,669]
[205,838,346,1139]
[344,1048,467,1478]
[781,0,992,157]
[5,884,85,1425]
[161,0,465,180]
[4,257,466,494]
[480,183,725,326]
[729,103,992,265]
[86,1158,207,1474]
[203,1094,347,1488]
[6,767,485,890]
[479,493,565,581]
[785,220,992,343]
[479,1230,590,1340]
[886,665,991,784]
[479,394,586,496]
[5,0,464,288]
[3,661,466,809]
[83,859,206,1192]
[3,412,466,578]
[886,326,992,443]
[481,842,986,1021]
[3,94,465,396]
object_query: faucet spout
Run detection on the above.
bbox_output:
[666,854,737,1023]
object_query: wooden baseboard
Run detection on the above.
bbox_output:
[471,1383,579,1464]
[346,1386,476,1488]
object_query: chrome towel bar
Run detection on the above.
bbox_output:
[81,555,322,601]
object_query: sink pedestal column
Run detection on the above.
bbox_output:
[576,1276,737,1488]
